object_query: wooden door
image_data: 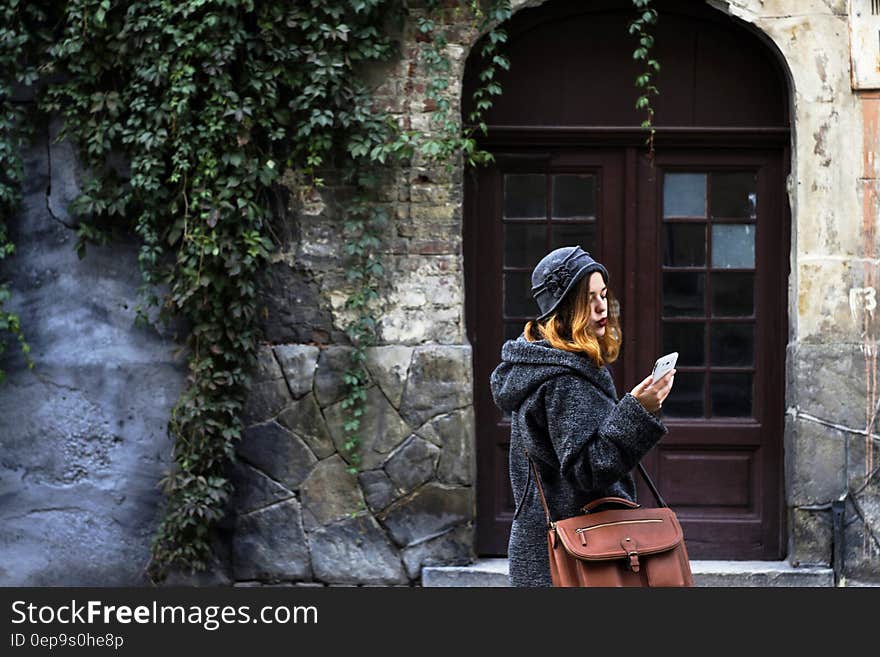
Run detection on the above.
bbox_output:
[468,143,787,559]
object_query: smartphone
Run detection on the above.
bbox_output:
[651,352,678,382]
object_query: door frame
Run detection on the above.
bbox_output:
[465,126,791,557]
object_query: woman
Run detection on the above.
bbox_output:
[489,245,675,587]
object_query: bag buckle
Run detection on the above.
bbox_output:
[621,537,640,573]
[627,551,641,573]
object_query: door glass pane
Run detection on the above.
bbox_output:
[663,272,706,317]
[551,223,596,255]
[711,172,756,219]
[663,173,706,217]
[552,174,596,219]
[504,174,545,219]
[504,271,534,318]
[712,224,755,269]
[710,373,753,417]
[663,224,706,267]
[711,272,754,317]
[711,323,754,366]
[505,223,547,267]
[663,322,705,366]
[663,372,704,417]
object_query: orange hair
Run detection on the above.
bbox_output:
[523,275,621,367]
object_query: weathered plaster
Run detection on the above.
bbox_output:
[704,1,878,575]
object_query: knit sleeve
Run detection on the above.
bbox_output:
[542,376,668,493]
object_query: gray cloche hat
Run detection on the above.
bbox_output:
[531,245,609,321]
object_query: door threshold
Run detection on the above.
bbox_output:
[421,558,837,587]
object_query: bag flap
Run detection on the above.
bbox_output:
[553,507,683,560]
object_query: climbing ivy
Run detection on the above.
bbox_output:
[414,0,511,168]
[0,0,45,382]
[629,0,660,155]
[337,0,512,477]
[343,0,513,170]
[38,0,406,581]
[0,0,665,583]
[337,169,387,476]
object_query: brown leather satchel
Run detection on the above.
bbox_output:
[525,450,694,587]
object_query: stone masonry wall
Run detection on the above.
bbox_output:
[226,2,485,584]
[717,0,880,581]
[228,344,475,584]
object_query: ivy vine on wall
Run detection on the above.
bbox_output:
[0,0,43,382]
[330,0,514,477]
[629,0,660,156]
[0,0,658,583]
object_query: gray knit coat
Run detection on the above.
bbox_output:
[489,334,668,587]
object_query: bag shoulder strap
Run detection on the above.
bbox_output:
[522,448,668,526]
[524,449,553,527]
[636,461,668,508]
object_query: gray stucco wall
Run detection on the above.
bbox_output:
[0,121,186,585]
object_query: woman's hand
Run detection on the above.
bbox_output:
[630,369,675,413]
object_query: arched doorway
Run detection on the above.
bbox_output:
[464,0,791,559]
